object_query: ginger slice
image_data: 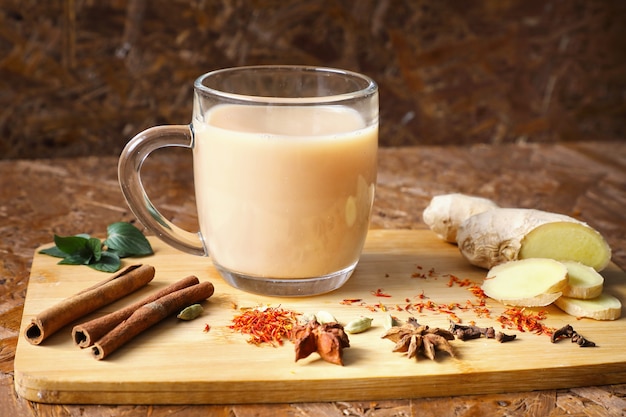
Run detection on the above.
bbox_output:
[519,221,611,271]
[554,293,622,321]
[481,258,568,307]
[561,261,604,299]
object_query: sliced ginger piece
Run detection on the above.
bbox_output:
[482,258,568,307]
[560,261,604,299]
[554,293,622,320]
[519,221,611,271]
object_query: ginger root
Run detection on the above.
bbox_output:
[456,207,611,271]
[482,258,568,307]
[422,193,499,243]
[423,193,617,319]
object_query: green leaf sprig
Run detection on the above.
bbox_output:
[39,222,153,272]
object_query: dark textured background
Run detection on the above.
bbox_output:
[1,0,625,159]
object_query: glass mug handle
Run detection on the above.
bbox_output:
[117,125,207,256]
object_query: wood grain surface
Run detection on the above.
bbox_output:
[15,231,625,404]
[1,141,625,415]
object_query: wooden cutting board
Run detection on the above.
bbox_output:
[14,229,626,404]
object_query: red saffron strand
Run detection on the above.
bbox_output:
[371,288,392,297]
[229,306,300,346]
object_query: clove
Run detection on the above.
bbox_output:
[551,324,596,348]
[571,332,596,348]
[551,324,575,342]
[449,322,495,341]
[495,332,517,343]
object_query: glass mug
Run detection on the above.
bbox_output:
[118,66,378,296]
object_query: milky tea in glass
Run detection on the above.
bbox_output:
[118,66,378,296]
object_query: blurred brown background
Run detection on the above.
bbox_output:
[1,0,624,159]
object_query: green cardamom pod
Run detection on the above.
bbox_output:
[299,312,317,325]
[383,313,401,330]
[315,310,338,324]
[177,303,204,321]
[345,317,373,334]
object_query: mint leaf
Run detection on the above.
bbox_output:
[54,235,90,255]
[39,246,67,258]
[59,251,93,265]
[40,222,153,273]
[54,234,97,265]
[87,237,103,261]
[88,251,121,272]
[104,222,153,257]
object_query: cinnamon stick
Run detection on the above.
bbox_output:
[72,275,200,348]
[92,281,214,360]
[24,264,155,345]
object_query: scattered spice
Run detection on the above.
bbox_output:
[315,310,338,324]
[229,306,300,346]
[371,288,392,297]
[497,307,554,336]
[447,274,474,287]
[344,317,373,334]
[383,313,401,330]
[177,303,204,321]
[448,276,491,319]
[293,319,350,365]
[412,265,437,279]
[344,267,492,325]
[551,324,596,347]
[449,322,517,343]
[340,266,556,351]
[449,322,495,340]
[468,285,488,299]
[203,323,211,333]
[495,332,517,343]
[382,318,455,361]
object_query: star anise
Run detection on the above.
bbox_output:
[293,319,350,365]
[381,319,455,361]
